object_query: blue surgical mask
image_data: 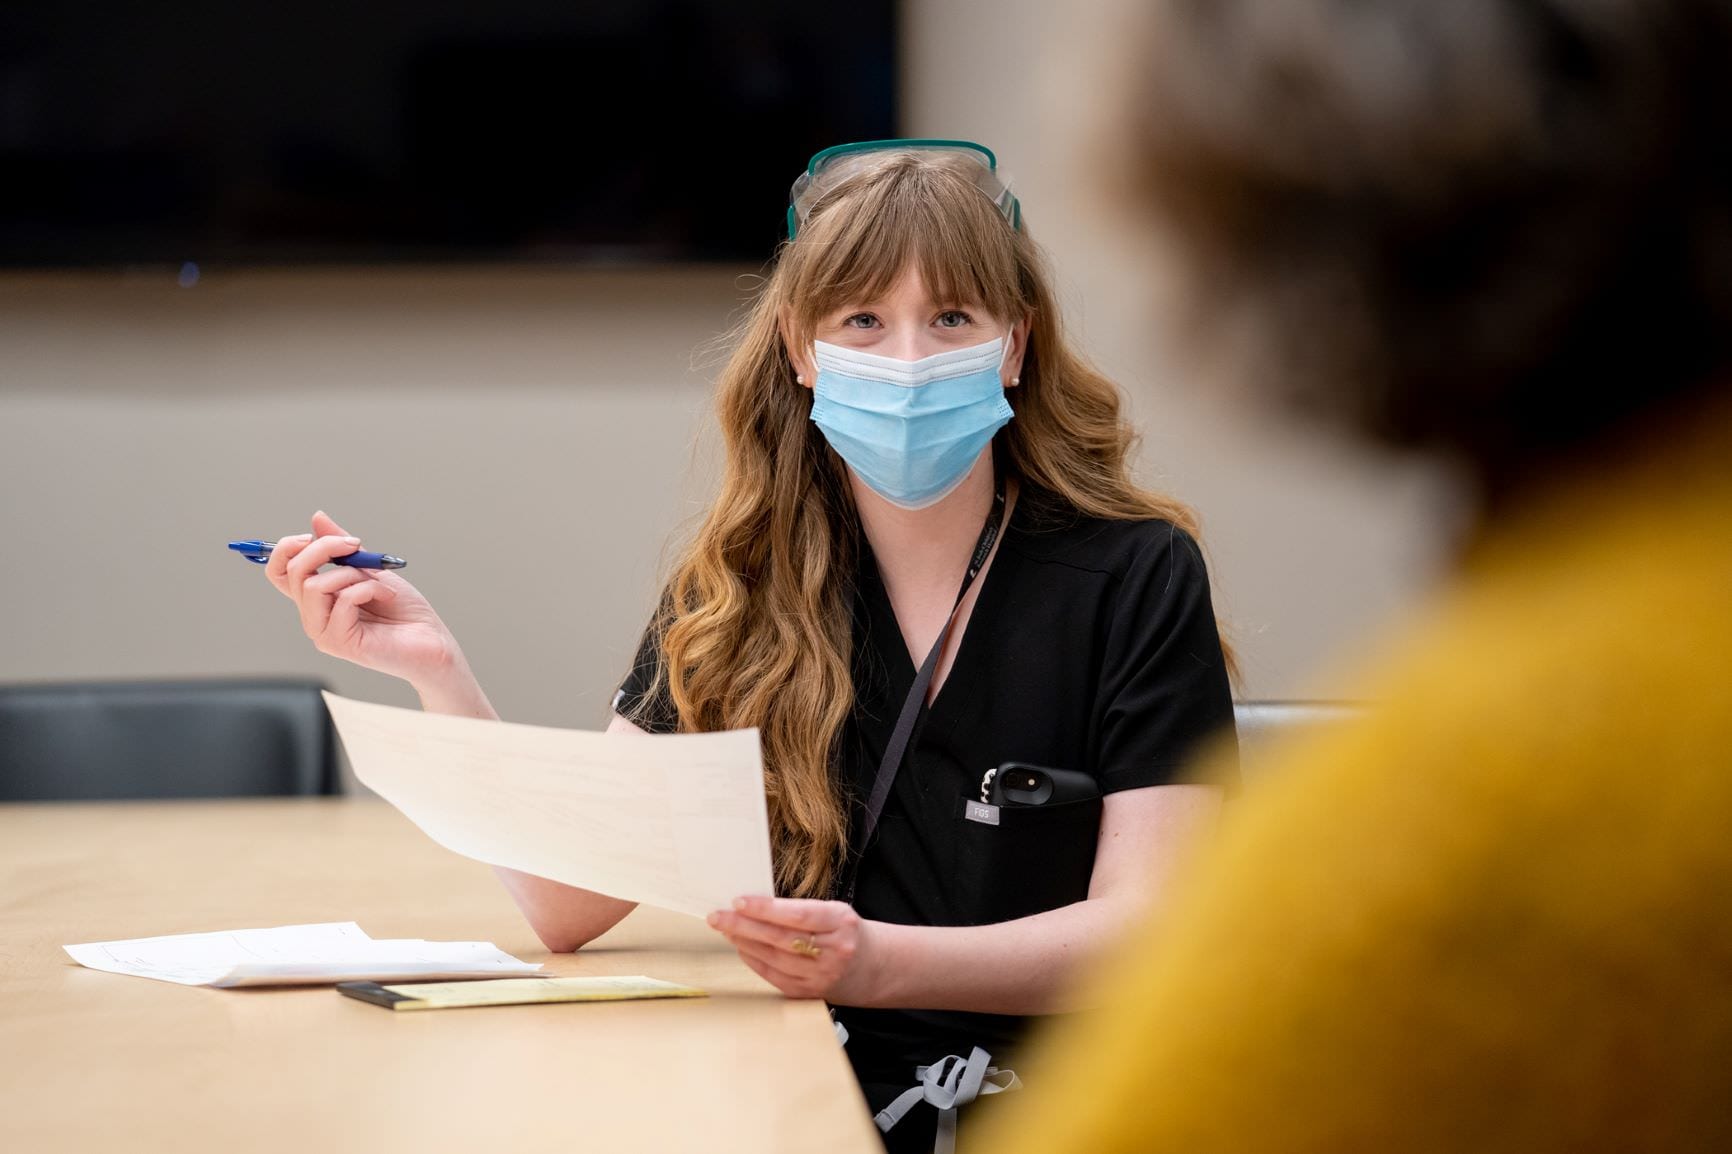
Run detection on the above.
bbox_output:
[809,336,1015,510]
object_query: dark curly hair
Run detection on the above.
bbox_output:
[1123,0,1732,501]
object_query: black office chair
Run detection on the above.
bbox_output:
[1233,700,1365,784]
[0,678,338,801]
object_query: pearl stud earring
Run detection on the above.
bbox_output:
[796,374,805,384]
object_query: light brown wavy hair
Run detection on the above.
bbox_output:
[622,149,1225,899]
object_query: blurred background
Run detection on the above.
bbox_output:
[0,0,1461,779]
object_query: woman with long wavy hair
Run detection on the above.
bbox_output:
[259,141,1237,1151]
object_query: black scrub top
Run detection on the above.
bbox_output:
[613,481,1238,1088]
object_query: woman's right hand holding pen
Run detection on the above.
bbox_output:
[265,511,496,719]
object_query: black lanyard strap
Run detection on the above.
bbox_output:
[838,476,1007,904]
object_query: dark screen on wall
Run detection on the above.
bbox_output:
[0,0,897,266]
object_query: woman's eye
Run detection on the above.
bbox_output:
[843,313,879,330]
[936,310,973,328]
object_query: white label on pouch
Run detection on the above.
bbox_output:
[964,800,1001,826]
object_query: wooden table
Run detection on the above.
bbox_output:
[0,798,880,1153]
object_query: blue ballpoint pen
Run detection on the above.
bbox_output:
[227,539,407,570]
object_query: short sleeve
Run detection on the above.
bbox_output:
[611,608,681,734]
[1095,523,1238,793]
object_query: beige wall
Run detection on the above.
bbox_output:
[0,267,736,738]
[0,2,1460,775]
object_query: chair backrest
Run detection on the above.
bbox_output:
[0,678,337,801]
[1233,700,1366,785]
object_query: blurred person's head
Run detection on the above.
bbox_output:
[630,145,1211,900]
[1118,0,1732,506]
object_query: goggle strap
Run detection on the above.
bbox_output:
[785,143,1022,240]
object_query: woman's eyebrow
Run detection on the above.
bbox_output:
[820,298,982,319]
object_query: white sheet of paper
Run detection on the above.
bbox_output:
[63,922,541,987]
[321,692,775,919]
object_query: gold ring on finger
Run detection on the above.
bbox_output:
[790,936,822,958]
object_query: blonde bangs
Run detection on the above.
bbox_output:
[781,155,1026,344]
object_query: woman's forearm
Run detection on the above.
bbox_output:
[412,656,499,721]
[864,895,1148,1016]
[720,788,1221,1013]
[491,867,638,953]
[862,785,1222,1014]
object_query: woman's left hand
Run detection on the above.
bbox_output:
[708,896,883,1003]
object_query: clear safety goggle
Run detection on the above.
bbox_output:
[786,138,1023,240]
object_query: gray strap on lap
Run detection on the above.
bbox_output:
[873,1047,1022,1154]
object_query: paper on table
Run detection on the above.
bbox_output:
[64,922,542,987]
[321,692,775,919]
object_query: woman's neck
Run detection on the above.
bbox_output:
[852,448,1005,598]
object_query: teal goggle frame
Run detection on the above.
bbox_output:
[786,138,1023,240]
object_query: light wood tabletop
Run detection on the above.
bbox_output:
[0,798,881,1154]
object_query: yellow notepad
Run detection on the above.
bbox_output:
[337,974,706,1011]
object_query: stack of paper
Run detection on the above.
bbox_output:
[64,921,542,988]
